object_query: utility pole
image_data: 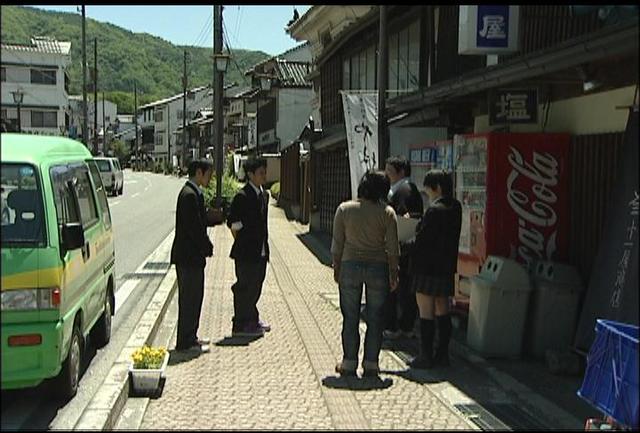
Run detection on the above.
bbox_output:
[213,5,224,207]
[81,6,88,148]
[181,49,187,174]
[377,5,389,169]
[93,37,98,155]
[102,91,106,153]
[167,104,170,170]
[134,82,139,171]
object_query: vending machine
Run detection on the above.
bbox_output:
[453,133,572,278]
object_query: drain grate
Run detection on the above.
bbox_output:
[143,261,170,270]
[454,403,550,431]
[454,403,510,431]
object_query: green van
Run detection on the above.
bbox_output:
[1,134,116,399]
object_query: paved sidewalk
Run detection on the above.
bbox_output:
[139,201,475,430]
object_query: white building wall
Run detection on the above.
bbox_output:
[1,47,70,135]
[277,88,314,151]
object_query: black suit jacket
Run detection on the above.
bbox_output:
[408,196,462,277]
[170,181,214,267]
[227,183,269,262]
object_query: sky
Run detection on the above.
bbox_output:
[29,5,311,55]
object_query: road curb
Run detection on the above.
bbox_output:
[73,264,177,430]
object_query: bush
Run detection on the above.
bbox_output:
[270,182,280,200]
[202,173,243,208]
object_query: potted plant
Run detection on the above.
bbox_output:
[129,345,169,395]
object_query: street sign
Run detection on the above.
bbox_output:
[489,88,538,125]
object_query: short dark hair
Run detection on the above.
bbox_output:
[243,157,267,175]
[357,170,390,203]
[423,169,453,198]
[385,155,411,177]
[188,158,213,177]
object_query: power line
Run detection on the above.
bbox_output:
[222,21,250,87]
[190,9,213,48]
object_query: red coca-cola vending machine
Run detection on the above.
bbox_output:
[453,133,571,308]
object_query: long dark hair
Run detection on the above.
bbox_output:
[423,169,453,198]
[357,170,390,203]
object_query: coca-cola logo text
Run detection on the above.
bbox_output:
[506,146,560,266]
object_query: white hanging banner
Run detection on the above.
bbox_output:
[341,91,379,199]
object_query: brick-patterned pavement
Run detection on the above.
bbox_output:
[140,200,476,430]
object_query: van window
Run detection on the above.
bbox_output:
[50,165,81,226]
[87,160,112,229]
[1,163,46,246]
[96,159,111,172]
[71,164,99,228]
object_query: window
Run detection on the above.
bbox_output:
[71,164,99,228]
[30,69,56,85]
[87,160,111,229]
[1,67,6,82]
[388,19,421,95]
[95,159,111,172]
[155,133,163,147]
[50,165,80,228]
[1,163,46,246]
[154,110,163,122]
[31,111,57,128]
[1,109,6,120]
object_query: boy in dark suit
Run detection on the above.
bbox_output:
[170,159,214,352]
[227,158,271,337]
[383,156,424,340]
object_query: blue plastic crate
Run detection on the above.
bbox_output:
[577,319,639,429]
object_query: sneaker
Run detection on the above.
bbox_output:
[383,329,403,340]
[409,356,433,370]
[197,338,211,345]
[258,319,271,332]
[232,324,265,337]
[178,342,210,353]
[400,330,417,339]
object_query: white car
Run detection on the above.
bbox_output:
[94,157,124,196]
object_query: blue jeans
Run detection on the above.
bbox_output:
[339,260,390,370]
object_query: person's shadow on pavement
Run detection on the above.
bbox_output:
[214,335,263,347]
[168,348,203,366]
[321,375,393,391]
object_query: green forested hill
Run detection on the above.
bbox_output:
[1,5,270,112]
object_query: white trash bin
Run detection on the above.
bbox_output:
[525,261,584,359]
[467,256,532,358]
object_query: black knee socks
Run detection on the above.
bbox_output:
[435,314,452,357]
[419,319,435,360]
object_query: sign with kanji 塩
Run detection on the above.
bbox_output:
[489,89,538,125]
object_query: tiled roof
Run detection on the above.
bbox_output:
[138,86,210,109]
[273,60,311,88]
[1,37,71,55]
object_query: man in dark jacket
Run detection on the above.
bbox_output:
[227,157,270,337]
[383,156,424,339]
[170,159,214,352]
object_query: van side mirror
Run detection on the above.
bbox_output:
[61,222,85,250]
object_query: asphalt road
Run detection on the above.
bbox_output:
[0,170,186,431]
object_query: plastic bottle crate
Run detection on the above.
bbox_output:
[577,319,639,429]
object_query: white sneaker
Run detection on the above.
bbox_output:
[383,330,403,340]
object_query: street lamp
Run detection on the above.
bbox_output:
[213,53,230,74]
[11,89,24,133]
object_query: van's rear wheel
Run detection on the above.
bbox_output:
[92,289,113,348]
[57,320,82,400]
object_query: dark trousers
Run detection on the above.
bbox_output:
[383,255,417,332]
[175,265,205,349]
[231,258,267,329]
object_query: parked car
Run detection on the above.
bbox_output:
[1,133,116,400]
[94,157,123,196]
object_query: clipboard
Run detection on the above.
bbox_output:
[397,217,419,243]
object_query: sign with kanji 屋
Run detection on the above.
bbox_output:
[489,88,538,125]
